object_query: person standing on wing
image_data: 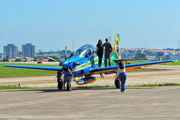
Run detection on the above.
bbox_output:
[96,39,103,67]
[117,61,127,92]
[104,38,112,67]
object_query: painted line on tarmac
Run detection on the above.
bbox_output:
[0,89,119,109]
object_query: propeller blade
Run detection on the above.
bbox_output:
[68,68,75,80]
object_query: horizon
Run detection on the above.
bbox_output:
[1,42,180,54]
[1,0,180,53]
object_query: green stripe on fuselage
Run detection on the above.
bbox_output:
[73,53,118,72]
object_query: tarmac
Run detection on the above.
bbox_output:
[0,86,180,119]
[0,65,180,119]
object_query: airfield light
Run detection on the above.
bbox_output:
[65,43,67,60]
[178,40,179,60]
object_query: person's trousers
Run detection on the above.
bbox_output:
[98,53,103,67]
[119,72,127,92]
[105,54,111,67]
[64,74,68,84]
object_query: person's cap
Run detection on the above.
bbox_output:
[105,38,108,41]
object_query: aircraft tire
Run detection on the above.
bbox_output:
[67,83,71,91]
[58,81,63,90]
[115,79,120,89]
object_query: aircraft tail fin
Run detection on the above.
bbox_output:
[111,34,121,59]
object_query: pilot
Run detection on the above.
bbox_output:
[96,39,103,67]
[103,38,112,67]
[78,50,83,55]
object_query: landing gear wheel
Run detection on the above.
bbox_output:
[57,71,63,90]
[58,81,63,90]
[67,83,71,91]
[115,79,120,89]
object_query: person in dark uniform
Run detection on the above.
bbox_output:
[69,53,74,58]
[104,38,112,67]
[96,39,103,67]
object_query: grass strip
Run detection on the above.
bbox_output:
[0,83,180,90]
[0,63,59,77]
[0,85,57,90]
[126,83,180,87]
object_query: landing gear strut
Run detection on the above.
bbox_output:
[67,82,71,91]
[57,71,63,90]
[115,78,120,89]
[66,76,72,91]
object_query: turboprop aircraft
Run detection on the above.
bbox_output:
[4,34,176,91]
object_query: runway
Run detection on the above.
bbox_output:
[0,65,180,119]
[0,86,180,119]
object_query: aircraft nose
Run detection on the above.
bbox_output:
[62,61,69,69]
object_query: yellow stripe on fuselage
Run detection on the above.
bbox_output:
[73,57,98,72]
[75,56,98,69]
[73,62,98,72]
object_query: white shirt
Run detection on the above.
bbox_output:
[117,67,126,75]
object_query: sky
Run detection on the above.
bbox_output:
[0,0,180,53]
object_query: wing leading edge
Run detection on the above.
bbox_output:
[4,65,62,71]
[90,60,177,74]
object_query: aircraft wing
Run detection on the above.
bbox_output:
[90,60,176,74]
[113,59,149,62]
[4,65,62,71]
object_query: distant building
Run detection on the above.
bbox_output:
[0,53,2,58]
[22,43,36,57]
[44,53,61,58]
[3,44,18,58]
[146,56,156,60]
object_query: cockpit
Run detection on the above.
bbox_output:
[75,44,96,58]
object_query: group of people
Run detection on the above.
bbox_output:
[96,38,127,92]
[68,38,127,92]
[96,38,112,67]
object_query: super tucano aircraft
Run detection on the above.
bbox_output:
[4,34,176,91]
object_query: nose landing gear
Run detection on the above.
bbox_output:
[57,71,72,91]
[57,71,63,90]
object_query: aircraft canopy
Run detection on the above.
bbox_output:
[75,44,96,57]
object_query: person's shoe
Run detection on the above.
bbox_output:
[121,91,125,92]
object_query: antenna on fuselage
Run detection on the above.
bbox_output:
[65,43,67,60]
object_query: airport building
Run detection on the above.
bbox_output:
[3,44,18,58]
[22,43,36,57]
[0,53,3,58]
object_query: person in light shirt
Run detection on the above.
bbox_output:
[117,61,127,92]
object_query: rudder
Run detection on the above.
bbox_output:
[111,34,121,59]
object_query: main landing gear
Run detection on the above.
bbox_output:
[67,82,71,91]
[115,77,120,89]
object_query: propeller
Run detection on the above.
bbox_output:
[68,68,75,81]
